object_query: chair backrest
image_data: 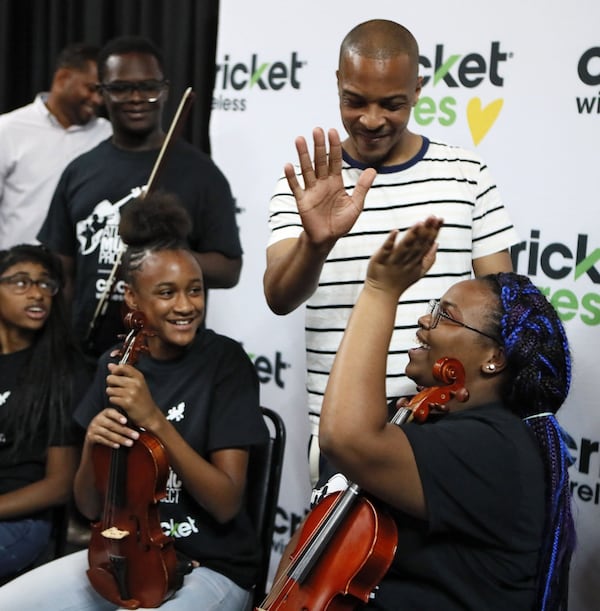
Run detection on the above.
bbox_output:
[246,406,286,606]
[50,502,70,559]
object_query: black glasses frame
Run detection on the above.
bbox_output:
[427,299,499,343]
[97,79,169,102]
[0,273,59,296]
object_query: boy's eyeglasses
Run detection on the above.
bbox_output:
[97,79,169,103]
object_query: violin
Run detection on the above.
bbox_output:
[257,357,468,611]
[87,311,183,609]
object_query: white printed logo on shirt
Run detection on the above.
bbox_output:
[162,468,182,504]
[75,187,143,257]
[161,515,199,539]
[166,402,185,422]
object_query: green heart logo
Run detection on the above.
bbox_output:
[467,97,503,145]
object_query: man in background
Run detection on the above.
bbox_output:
[38,35,242,362]
[0,43,111,249]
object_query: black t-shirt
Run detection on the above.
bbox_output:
[368,403,545,610]
[38,138,242,356]
[313,403,545,610]
[0,346,88,508]
[74,329,268,589]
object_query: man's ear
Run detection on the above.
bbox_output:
[51,68,72,91]
[413,75,423,105]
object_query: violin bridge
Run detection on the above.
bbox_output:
[101,526,130,540]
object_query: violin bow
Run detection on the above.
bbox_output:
[84,87,196,349]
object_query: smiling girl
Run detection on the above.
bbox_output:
[316,217,575,610]
[0,194,267,610]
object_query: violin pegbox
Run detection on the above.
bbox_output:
[116,311,150,365]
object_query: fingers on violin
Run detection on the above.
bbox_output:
[107,362,137,379]
[95,429,137,449]
[103,407,128,425]
[88,410,138,448]
[428,402,449,414]
[396,396,411,408]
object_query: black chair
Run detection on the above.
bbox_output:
[48,502,71,559]
[246,406,286,608]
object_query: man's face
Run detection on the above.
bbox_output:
[59,60,103,126]
[100,52,167,138]
[337,52,422,167]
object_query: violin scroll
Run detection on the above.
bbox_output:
[116,311,149,365]
[408,357,469,423]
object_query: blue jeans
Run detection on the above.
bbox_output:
[0,518,51,578]
[0,549,251,610]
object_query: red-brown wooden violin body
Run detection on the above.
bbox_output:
[87,312,181,609]
[257,357,467,611]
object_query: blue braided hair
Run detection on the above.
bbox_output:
[481,272,575,611]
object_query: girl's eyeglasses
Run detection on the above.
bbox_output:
[427,299,499,343]
[0,273,59,296]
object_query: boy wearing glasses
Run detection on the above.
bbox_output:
[38,36,242,363]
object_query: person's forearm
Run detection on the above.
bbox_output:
[73,440,102,520]
[146,416,245,524]
[194,252,241,288]
[264,233,334,314]
[472,249,513,276]
[0,446,77,519]
[0,478,70,519]
[320,283,397,450]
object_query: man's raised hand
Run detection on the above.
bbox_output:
[284,127,376,249]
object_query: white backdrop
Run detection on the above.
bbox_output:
[206,2,600,608]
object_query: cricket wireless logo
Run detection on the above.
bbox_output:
[213,52,304,112]
[576,46,600,114]
[570,434,600,507]
[416,42,511,145]
[247,350,289,389]
[511,229,600,326]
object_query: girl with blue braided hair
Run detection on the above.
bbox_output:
[312,216,574,610]
[480,271,575,611]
